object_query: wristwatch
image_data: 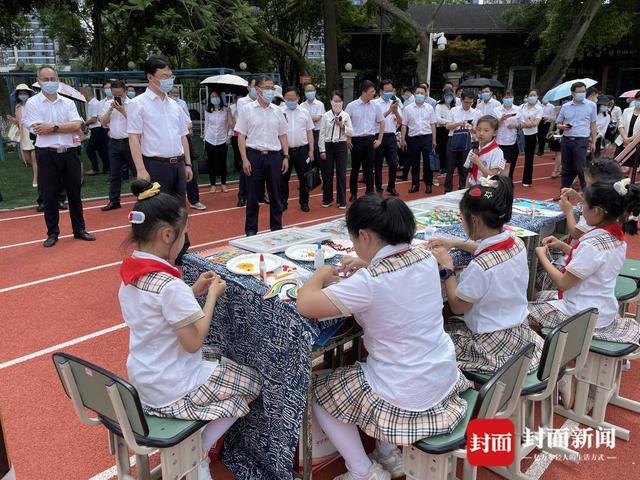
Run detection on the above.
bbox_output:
[283,154,289,159]
[439,267,455,281]
[53,124,59,133]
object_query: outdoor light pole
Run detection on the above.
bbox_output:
[426,32,446,87]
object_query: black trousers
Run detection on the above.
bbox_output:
[108,139,133,203]
[500,144,519,179]
[245,148,283,234]
[350,136,375,195]
[87,126,110,172]
[537,121,551,154]
[445,145,469,192]
[374,133,398,191]
[408,134,434,187]
[36,147,86,236]
[281,146,310,207]
[311,130,320,168]
[322,141,348,206]
[435,126,449,173]
[143,156,187,198]
[523,133,537,185]
[185,135,200,205]
[561,137,588,190]
[205,141,228,185]
[235,137,265,202]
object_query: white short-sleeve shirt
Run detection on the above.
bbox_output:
[435,103,452,127]
[22,92,83,148]
[345,98,385,137]
[448,106,481,136]
[476,98,501,118]
[204,108,229,146]
[495,105,520,146]
[300,98,325,130]
[456,233,529,333]
[373,97,402,134]
[101,97,131,139]
[322,244,460,411]
[467,142,506,186]
[235,101,287,151]
[402,102,436,136]
[281,106,314,148]
[87,98,102,128]
[119,251,217,408]
[518,104,543,135]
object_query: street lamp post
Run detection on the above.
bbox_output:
[426,32,446,87]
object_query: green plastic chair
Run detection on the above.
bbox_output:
[615,276,638,302]
[403,343,536,480]
[52,352,207,480]
[620,258,640,281]
[464,309,598,479]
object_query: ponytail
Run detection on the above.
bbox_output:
[585,180,640,236]
[345,196,415,245]
[459,175,514,229]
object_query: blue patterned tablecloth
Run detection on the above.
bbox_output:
[182,252,341,480]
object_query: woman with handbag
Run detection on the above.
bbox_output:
[203,90,232,193]
[6,84,37,187]
[444,90,480,192]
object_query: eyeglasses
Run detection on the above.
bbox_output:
[155,74,176,81]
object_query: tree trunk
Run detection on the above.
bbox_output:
[251,25,309,76]
[536,0,602,93]
[323,0,340,95]
[416,32,430,84]
[90,0,105,71]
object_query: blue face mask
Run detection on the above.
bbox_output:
[414,94,425,104]
[575,92,586,102]
[261,89,275,103]
[249,87,257,99]
[18,94,29,102]
[635,100,640,109]
[286,100,298,110]
[503,98,513,107]
[480,92,491,101]
[104,88,112,97]
[127,91,136,99]
[159,78,174,93]
[40,81,59,94]
[527,96,538,105]
[444,95,454,103]
[382,92,393,101]
[305,91,316,101]
[210,97,221,106]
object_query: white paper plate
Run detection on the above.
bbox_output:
[284,244,337,262]
[226,253,282,275]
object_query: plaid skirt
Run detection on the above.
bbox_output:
[144,346,262,421]
[314,363,473,445]
[445,319,544,374]
[528,290,640,345]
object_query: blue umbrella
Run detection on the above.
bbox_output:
[542,78,598,102]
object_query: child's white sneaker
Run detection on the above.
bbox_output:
[198,456,213,480]
[369,447,404,478]
[334,461,391,480]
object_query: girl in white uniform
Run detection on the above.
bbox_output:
[118,180,261,480]
[428,175,543,373]
[465,115,505,187]
[530,179,640,345]
[297,196,472,480]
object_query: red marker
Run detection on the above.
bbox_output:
[259,254,267,282]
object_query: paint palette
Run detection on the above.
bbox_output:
[285,244,338,262]
[226,253,282,276]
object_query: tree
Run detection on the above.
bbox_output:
[0,0,44,48]
[323,0,340,94]
[506,0,637,92]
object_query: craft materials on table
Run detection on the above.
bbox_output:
[230,227,330,253]
[322,238,354,254]
[199,245,244,264]
[226,253,282,276]
[414,208,461,227]
[503,224,537,238]
[284,244,338,262]
[512,198,561,217]
[304,219,350,239]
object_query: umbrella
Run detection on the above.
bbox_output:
[542,78,597,102]
[200,74,248,95]
[31,82,87,103]
[459,77,505,88]
[620,89,639,99]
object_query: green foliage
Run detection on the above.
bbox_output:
[433,37,485,67]
[0,0,45,47]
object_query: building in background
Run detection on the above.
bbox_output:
[306,36,325,61]
[0,15,57,68]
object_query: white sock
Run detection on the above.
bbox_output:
[202,417,239,452]
[376,440,397,458]
[312,402,372,476]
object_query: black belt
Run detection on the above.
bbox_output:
[289,145,308,152]
[39,146,75,153]
[247,147,280,155]
[563,136,589,141]
[110,137,128,143]
[352,135,375,141]
[146,155,184,164]
[383,132,396,137]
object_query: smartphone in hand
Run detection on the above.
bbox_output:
[114,97,122,105]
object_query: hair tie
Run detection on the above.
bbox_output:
[128,211,146,224]
[469,186,483,197]
[629,214,639,222]
[479,176,499,188]
[613,178,631,196]
[138,182,161,200]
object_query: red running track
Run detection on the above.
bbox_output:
[0,156,638,479]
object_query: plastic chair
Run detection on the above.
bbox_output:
[52,352,207,480]
[464,309,598,480]
[620,258,640,281]
[403,343,536,480]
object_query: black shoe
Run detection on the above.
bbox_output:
[237,199,246,207]
[408,185,419,193]
[349,194,357,203]
[36,204,44,212]
[301,204,310,212]
[246,230,257,237]
[73,231,96,241]
[59,202,67,210]
[425,186,432,194]
[386,188,399,197]
[43,235,58,248]
[259,196,270,204]
[536,152,544,156]
[101,202,121,211]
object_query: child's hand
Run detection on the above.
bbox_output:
[469,152,480,165]
[560,188,581,203]
[558,194,573,214]
[430,246,454,269]
[339,256,368,277]
[208,273,227,299]
[192,271,216,296]
[425,237,456,250]
[315,264,340,286]
[535,245,549,259]
[542,235,563,251]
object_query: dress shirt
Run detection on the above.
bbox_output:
[447,106,481,137]
[596,113,610,137]
[172,97,191,123]
[318,110,353,153]
[204,108,230,146]
[425,96,437,108]
[518,103,543,135]
[556,100,597,138]
[541,103,555,121]
[609,105,623,126]
[281,106,314,148]
[22,92,82,148]
[476,98,501,118]
[300,98,325,130]
[235,101,287,151]
[87,98,102,129]
[345,97,384,137]
[494,105,520,146]
[434,103,452,127]
[402,102,436,136]
[373,97,402,133]
[126,88,188,158]
[101,97,131,139]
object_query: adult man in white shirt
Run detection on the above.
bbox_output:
[300,83,325,171]
[373,79,401,196]
[420,82,438,108]
[281,86,314,212]
[345,80,384,200]
[236,75,289,236]
[99,80,133,211]
[23,65,95,247]
[445,90,481,192]
[476,85,501,118]
[537,99,555,155]
[85,82,110,175]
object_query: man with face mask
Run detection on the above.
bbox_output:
[23,65,95,247]
[300,83,325,169]
[85,81,111,175]
[236,75,289,236]
[476,85,501,118]
[373,79,401,196]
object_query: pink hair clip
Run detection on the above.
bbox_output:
[128,211,145,224]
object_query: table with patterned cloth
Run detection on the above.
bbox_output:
[182,250,343,480]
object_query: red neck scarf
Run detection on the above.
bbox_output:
[120,257,181,285]
[558,223,624,299]
[471,140,500,182]
[474,235,515,257]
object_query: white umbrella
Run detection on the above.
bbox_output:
[31,81,87,103]
[200,74,248,95]
[542,78,598,102]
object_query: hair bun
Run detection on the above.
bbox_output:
[131,179,153,197]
